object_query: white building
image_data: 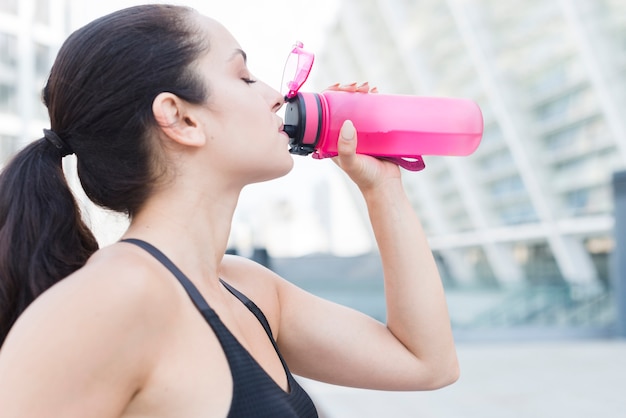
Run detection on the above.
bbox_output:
[309,0,626,288]
[3,0,626,292]
[0,0,69,157]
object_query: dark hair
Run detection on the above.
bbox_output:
[0,4,210,345]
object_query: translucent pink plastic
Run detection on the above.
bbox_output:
[280,43,484,171]
[298,91,483,169]
[282,42,315,100]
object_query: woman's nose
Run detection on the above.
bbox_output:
[271,89,285,113]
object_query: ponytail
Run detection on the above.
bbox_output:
[0,138,98,345]
[0,4,210,345]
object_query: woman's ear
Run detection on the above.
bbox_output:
[152,92,206,147]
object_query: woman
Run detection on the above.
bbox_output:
[0,4,458,417]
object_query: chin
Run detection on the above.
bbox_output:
[249,155,294,185]
[272,156,295,179]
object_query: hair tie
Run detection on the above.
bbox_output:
[43,129,74,157]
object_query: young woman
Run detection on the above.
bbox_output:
[0,4,458,417]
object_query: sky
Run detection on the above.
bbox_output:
[67,1,374,257]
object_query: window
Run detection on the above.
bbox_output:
[34,43,52,78]
[544,126,576,151]
[564,188,590,213]
[534,88,597,124]
[481,150,514,171]
[0,33,18,69]
[534,93,574,122]
[544,117,607,150]
[0,134,18,163]
[498,202,538,225]
[529,63,567,96]
[489,175,525,197]
[0,83,17,112]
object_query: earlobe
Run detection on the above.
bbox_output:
[152,92,206,148]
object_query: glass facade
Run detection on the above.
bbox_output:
[310,0,626,289]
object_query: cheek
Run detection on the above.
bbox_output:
[236,107,277,142]
[226,100,266,130]
[210,89,277,145]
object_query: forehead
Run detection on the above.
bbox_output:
[196,15,242,60]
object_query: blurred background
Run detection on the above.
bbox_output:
[1,0,625,416]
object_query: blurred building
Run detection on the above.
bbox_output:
[3,0,626,296]
[310,0,626,289]
[0,0,69,158]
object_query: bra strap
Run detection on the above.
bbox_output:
[220,279,275,340]
[121,238,216,316]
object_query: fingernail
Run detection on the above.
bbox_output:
[328,82,340,88]
[371,86,379,93]
[340,120,355,140]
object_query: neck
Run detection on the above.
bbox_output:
[123,184,241,285]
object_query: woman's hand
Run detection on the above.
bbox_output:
[326,82,402,192]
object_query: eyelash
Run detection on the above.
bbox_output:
[242,77,257,84]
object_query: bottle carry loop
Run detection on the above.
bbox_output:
[379,156,426,171]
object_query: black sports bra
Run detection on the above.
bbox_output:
[122,239,318,418]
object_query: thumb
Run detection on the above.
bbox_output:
[335,119,361,172]
[337,120,357,155]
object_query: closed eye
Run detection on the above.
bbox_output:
[242,77,257,84]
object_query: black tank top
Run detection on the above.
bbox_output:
[122,239,318,418]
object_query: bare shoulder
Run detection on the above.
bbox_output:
[0,242,183,415]
[4,242,182,357]
[219,254,282,297]
[38,242,182,323]
[218,254,284,331]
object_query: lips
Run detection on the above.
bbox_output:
[279,124,291,140]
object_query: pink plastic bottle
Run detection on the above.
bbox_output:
[283,90,484,171]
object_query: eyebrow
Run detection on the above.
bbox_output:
[229,48,247,64]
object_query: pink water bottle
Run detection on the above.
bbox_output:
[281,43,483,171]
[283,91,483,170]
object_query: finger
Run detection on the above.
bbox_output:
[355,82,370,93]
[336,120,360,170]
[343,82,358,92]
[326,82,354,92]
[327,82,375,93]
[325,82,376,93]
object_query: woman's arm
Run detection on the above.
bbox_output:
[275,120,458,390]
